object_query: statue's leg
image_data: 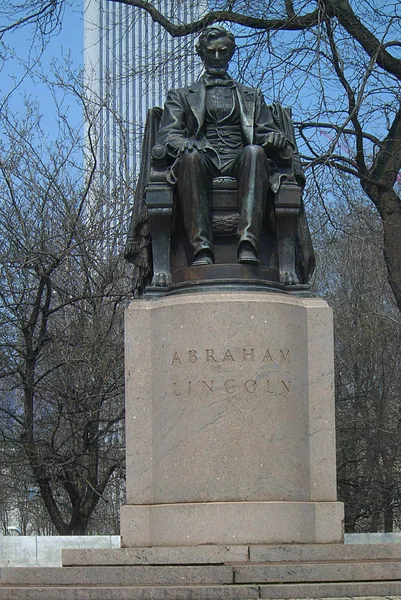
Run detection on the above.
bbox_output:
[235,145,270,260]
[175,149,215,264]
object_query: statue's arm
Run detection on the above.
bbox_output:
[254,91,294,160]
[157,89,189,158]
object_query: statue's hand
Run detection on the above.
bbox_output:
[181,139,199,153]
[263,132,293,159]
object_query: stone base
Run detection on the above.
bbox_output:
[4,543,401,598]
[122,292,343,548]
[120,501,344,547]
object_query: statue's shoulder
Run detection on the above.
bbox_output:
[167,79,203,96]
[237,81,256,91]
[235,81,261,97]
[165,86,188,98]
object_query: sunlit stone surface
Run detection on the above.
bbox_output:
[121,292,343,546]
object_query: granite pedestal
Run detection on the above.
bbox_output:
[120,292,344,546]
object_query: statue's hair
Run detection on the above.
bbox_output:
[195,26,236,58]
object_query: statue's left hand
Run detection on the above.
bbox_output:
[263,131,293,159]
[263,132,290,152]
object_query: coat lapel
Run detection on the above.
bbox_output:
[187,80,206,135]
[236,84,256,145]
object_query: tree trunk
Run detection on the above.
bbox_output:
[382,202,401,313]
[384,504,394,532]
[363,186,401,312]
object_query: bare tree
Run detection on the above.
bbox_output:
[0,1,63,39]
[0,80,128,534]
[314,198,401,532]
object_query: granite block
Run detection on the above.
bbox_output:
[0,565,232,586]
[62,545,248,566]
[234,561,401,583]
[120,501,344,547]
[0,584,259,600]
[249,542,401,562]
[259,581,401,598]
[0,537,36,567]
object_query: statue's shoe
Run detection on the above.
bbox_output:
[238,249,260,265]
[192,252,214,266]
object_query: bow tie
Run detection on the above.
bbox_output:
[204,77,236,88]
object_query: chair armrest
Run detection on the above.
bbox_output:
[151,144,168,167]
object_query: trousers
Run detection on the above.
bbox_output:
[174,144,271,259]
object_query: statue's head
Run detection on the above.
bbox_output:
[196,26,236,76]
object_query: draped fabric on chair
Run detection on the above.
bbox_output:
[125,107,163,297]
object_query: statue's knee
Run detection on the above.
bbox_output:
[180,147,203,165]
[244,144,265,157]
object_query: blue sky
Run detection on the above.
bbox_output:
[1,0,84,138]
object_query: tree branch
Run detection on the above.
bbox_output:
[109,0,320,36]
[324,0,401,80]
[324,16,368,177]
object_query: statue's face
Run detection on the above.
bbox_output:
[202,37,233,76]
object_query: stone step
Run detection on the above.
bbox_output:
[260,581,401,598]
[3,559,401,587]
[2,583,401,600]
[62,545,249,566]
[249,542,401,563]
[234,560,401,583]
[5,544,401,599]
[0,565,233,586]
[0,584,258,600]
[62,543,401,566]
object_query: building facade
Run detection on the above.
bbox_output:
[84,0,204,207]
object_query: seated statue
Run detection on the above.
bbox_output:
[125,26,315,297]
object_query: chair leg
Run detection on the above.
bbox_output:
[275,181,302,285]
[145,182,174,291]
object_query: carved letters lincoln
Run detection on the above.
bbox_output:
[169,346,291,398]
[172,378,290,397]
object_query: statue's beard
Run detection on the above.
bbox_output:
[205,66,228,77]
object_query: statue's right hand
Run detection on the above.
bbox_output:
[263,132,294,160]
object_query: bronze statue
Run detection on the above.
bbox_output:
[157,26,294,266]
[125,26,315,297]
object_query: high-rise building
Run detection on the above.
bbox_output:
[83,0,204,206]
